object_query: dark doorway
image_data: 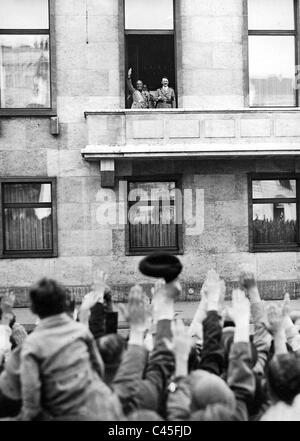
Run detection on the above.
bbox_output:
[125,34,175,108]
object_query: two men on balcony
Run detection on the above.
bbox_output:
[127,68,176,109]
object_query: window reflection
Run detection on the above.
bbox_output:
[248,0,294,30]
[0,35,50,108]
[0,0,49,29]
[4,207,52,251]
[252,180,296,199]
[253,203,297,245]
[4,183,52,203]
[125,0,173,30]
[249,36,295,107]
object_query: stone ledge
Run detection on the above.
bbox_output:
[1,279,299,307]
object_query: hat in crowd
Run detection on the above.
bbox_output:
[139,252,182,283]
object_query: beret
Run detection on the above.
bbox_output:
[139,252,182,283]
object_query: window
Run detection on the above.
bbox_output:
[124,0,176,108]
[248,175,300,251]
[126,179,182,255]
[247,0,298,107]
[0,178,57,258]
[0,0,55,115]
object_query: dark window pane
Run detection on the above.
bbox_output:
[0,35,50,108]
[125,0,174,30]
[253,203,297,245]
[3,183,51,203]
[249,36,296,107]
[126,34,175,100]
[252,180,296,199]
[248,0,295,30]
[4,207,52,251]
[0,0,49,29]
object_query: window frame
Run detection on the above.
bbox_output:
[248,173,300,252]
[0,177,58,258]
[124,175,183,256]
[0,0,56,117]
[122,0,178,109]
[246,0,300,108]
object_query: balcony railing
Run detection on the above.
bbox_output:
[82,109,300,160]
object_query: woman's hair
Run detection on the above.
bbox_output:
[97,334,126,366]
[29,278,67,319]
[0,308,16,328]
[267,353,300,404]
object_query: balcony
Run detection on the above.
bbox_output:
[82,109,300,162]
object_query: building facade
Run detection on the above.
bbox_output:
[1,0,300,307]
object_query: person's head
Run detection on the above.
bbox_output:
[267,353,300,405]
[136,80,143,91]
[127,410,163,421]
[0,307,16,329]
[97,334,126,384]
[142,84,148,91]
[189,404,234,421]
[189,370,236,413]
[29,278,67,319]
[97,334,126,365]
[161,77,169,87]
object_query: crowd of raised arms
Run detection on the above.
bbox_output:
[0,265,300,421]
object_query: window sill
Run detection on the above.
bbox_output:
[250,246,300,253]
[126,248,183,256]
[0,252,57,259]
[0,109,57,117]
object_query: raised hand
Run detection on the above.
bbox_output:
[227,289,251,343]
[267,303,284,335]
[11,323,27,347]
[266,296,289,354]
[92,270,110,302]
[201,269,225,313]
[229,289,251,325]
[238,266,257,290]
[127,285,151,332]
[151,279,176,322]
[80,291,101,313]
[79,272,110,325]
[282,293,291,318]
[128,67,132,77]
[238,265,261,303]
[267,294,290,336]
[164,319,193,377]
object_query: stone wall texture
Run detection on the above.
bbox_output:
[1,0,300,305]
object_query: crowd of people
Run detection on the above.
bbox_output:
[0,263,300,421]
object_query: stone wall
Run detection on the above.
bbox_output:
[1,0,300,305]
[179,0,245,108]
[1,141,300,304]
